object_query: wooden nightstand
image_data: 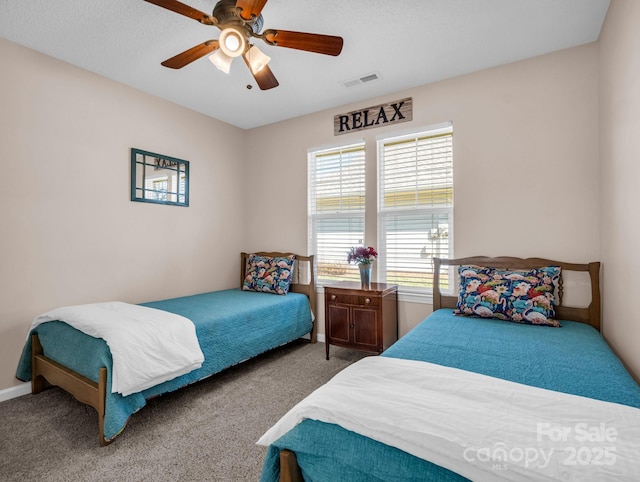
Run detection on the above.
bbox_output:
[324,281,398,360]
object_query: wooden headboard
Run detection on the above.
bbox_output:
[432,256,601,331]
[240,252,317,342]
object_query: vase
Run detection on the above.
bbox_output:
[358,263,372,288]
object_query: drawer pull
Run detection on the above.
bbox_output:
[331,295,336,301]
[364,298,371,304]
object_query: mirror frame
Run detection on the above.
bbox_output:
[130,148,190,207]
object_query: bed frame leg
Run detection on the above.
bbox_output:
[279,449,303,482]
[97,367,110,446]
[31,334,49,394]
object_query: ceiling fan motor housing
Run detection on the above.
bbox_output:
[213,0,264,33]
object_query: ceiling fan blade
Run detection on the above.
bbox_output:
[262,29,343,56]
[161,41,219,69]
[253,65,279,90]
[236,0,268,21]
[144,0,216,25]
[242,53,278,90]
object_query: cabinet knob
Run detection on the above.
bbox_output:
[331,294,336,301]
[364,298,371,304]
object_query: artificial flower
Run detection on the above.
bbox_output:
[347,246,378,265]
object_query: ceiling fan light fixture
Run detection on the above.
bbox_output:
[218,27,247,58]
[209,49,233,73]
[246,45,271,74]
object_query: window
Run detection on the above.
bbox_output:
[145,178,169,201]
[308,142,366,284]
[377,125,453,299]
[144,174,186,203]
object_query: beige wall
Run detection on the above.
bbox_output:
[245,43,601,339]
[5,19,637,392]
[0,39,247,390]
[598,0,640,380]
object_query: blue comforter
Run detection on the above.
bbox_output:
[16,288,313,441]
[261,309,640,482]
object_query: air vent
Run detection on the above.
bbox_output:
[360,73,378,83]
[341,72,381,88]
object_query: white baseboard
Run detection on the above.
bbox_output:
[0,382,31,403]
[317,333,325,343]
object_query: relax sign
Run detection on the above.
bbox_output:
[334,97,412,136]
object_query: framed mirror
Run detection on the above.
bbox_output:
[131,148,189,207]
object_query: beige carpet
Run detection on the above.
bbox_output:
[0,341,366,481]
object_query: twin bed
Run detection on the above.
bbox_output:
[258,256,640,481]
[15,252,316,446]
[14,253,640,480]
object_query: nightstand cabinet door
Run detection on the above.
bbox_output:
[324,282,398,360]
[327,304,350,345]
[351,307,378,349]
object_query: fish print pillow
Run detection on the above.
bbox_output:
[243,254,295,295]
[454,265,561,327]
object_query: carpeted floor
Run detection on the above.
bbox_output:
[0,341,366,481]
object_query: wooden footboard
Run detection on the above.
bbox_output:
[279,449,304,482]
[31,334,110,446]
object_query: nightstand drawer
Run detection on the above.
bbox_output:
[326,292,380,307]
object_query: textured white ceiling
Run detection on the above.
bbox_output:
[0,0,610,129]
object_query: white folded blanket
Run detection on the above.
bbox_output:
[32,301,204,396]
[258,356,640,481]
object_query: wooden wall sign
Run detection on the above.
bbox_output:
[334,97,412,136]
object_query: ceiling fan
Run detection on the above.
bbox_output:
[144,0,344,90]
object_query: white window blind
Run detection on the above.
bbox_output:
[145,178,168,201]
[378,126,453,297]
[308,142,366,284]
[177,174,186,204]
